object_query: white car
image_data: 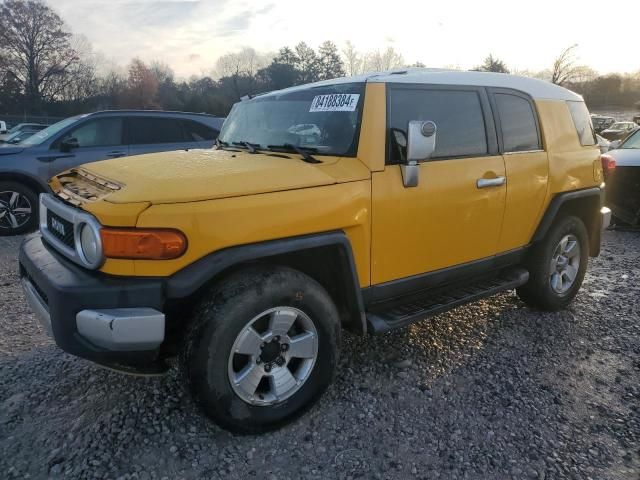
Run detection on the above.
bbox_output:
[0,121,7,134]
[596,134,610,154]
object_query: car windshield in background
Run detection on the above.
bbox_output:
[218,83,365,157]
[620,130,640,149]
[609,122,630,130]
[18,116,82,146]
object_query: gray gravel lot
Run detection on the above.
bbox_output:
[0,231,638,480]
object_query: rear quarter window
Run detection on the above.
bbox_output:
[567,101,597,146]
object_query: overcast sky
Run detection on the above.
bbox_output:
[52,0,639,78]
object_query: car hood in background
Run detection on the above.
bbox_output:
[51,148,371,204]
[607,148,640,167]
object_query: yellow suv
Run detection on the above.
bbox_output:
[19,70,610,433]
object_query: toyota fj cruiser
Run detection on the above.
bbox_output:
[20,70,610,433]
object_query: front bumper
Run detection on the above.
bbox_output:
[19,233,168,374]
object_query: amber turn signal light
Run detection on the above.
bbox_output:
[100,228,187,260]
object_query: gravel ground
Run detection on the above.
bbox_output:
[0,231,638,480]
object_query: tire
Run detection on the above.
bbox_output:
[180,266,341,433]
[517,215,589,311]
[0,181,39,236]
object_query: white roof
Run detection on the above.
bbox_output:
[265,68,582,102]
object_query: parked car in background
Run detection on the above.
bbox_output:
[596,134,611,153]
[600,121,639,141]
[633,114,640,125]
[591,115,615,133]
[0,126,46,145]
[0,110,224,235]
[0,121,7,134]
[0,123,47,141]
[603,129,640,226]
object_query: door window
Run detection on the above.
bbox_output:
[61,117,123,147]
[181,120,218,141]
[127,117,187,145]
[494,94,541,152]
[387,88,488,163]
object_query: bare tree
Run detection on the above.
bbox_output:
[551,45,583,86]
[0,0,79,112]
[363,47,404,73]
[215,47,271,97]
[342,41,362,76]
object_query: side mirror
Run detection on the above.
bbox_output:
[60,137,79,153]
[401,120,437,187]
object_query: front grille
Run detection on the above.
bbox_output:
[46,210,75,249]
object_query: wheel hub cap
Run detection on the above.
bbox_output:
[227,306,318,406]
[549,234,581,294]
[0,191,32,230]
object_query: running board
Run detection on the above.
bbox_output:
[366,268,529,333]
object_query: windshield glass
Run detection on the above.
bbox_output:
[610,122,629,130]
[19,116,82,146]
[620,130,640,149]
[219,83,365,156]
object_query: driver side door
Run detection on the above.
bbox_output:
[47,117,127,178]
[371,85,506,286]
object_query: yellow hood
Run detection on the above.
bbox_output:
[63,148,369,204]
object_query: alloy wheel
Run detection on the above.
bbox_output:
[227,306,318,406]
[0,191,32,231]
[549,234,581,294]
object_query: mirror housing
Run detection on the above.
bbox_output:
[401,120,437,187]
[60,137,79,152]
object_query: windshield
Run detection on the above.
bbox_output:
[620,130,640,149]
[19,116,82,146]
[610,122,630,130]
[219,83,365,157]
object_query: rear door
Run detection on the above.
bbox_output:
[48,116,127,177]
[126,116,190,156]
[489,89,548,253]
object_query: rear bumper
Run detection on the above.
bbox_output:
[19,233,168,374]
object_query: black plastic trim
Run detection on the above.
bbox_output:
[362,247,527,307]
[532,186,603,243]
[166,231,367,332]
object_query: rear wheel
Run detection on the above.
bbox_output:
[0,181,38,236]
[517,215,589,311]
[180,266,341,433]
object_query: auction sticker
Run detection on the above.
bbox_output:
[309,94,360,112]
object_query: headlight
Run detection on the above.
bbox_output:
[78,223,102,267]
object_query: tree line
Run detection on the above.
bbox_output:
[1,0,639,121]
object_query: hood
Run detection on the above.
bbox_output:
[607,148,640,167]
[0,145,25,156]
[54,148,369,204]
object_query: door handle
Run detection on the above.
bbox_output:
[107,151,126,158]
[476,176,506,189]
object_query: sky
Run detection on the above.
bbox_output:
[51,0,640,79]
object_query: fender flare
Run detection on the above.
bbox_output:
[532,186,603,243]
[165,230,367,333]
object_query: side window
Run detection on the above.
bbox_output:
[181,120,218,141]
[127,117,187,145]
[494,93,541,152]
[62,118,123,148]
[387,88,488,163]
[567,101,596,146]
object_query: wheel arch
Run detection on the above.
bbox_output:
[0,172,48,195]
[166,231,367,334]
[532,186,604,257]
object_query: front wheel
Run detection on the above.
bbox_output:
[180,266,341,433]
[0,181,38,236]
[517,215,589,311]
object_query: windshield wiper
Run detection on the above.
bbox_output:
[232,141,260,153]
[266,144,322,164]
